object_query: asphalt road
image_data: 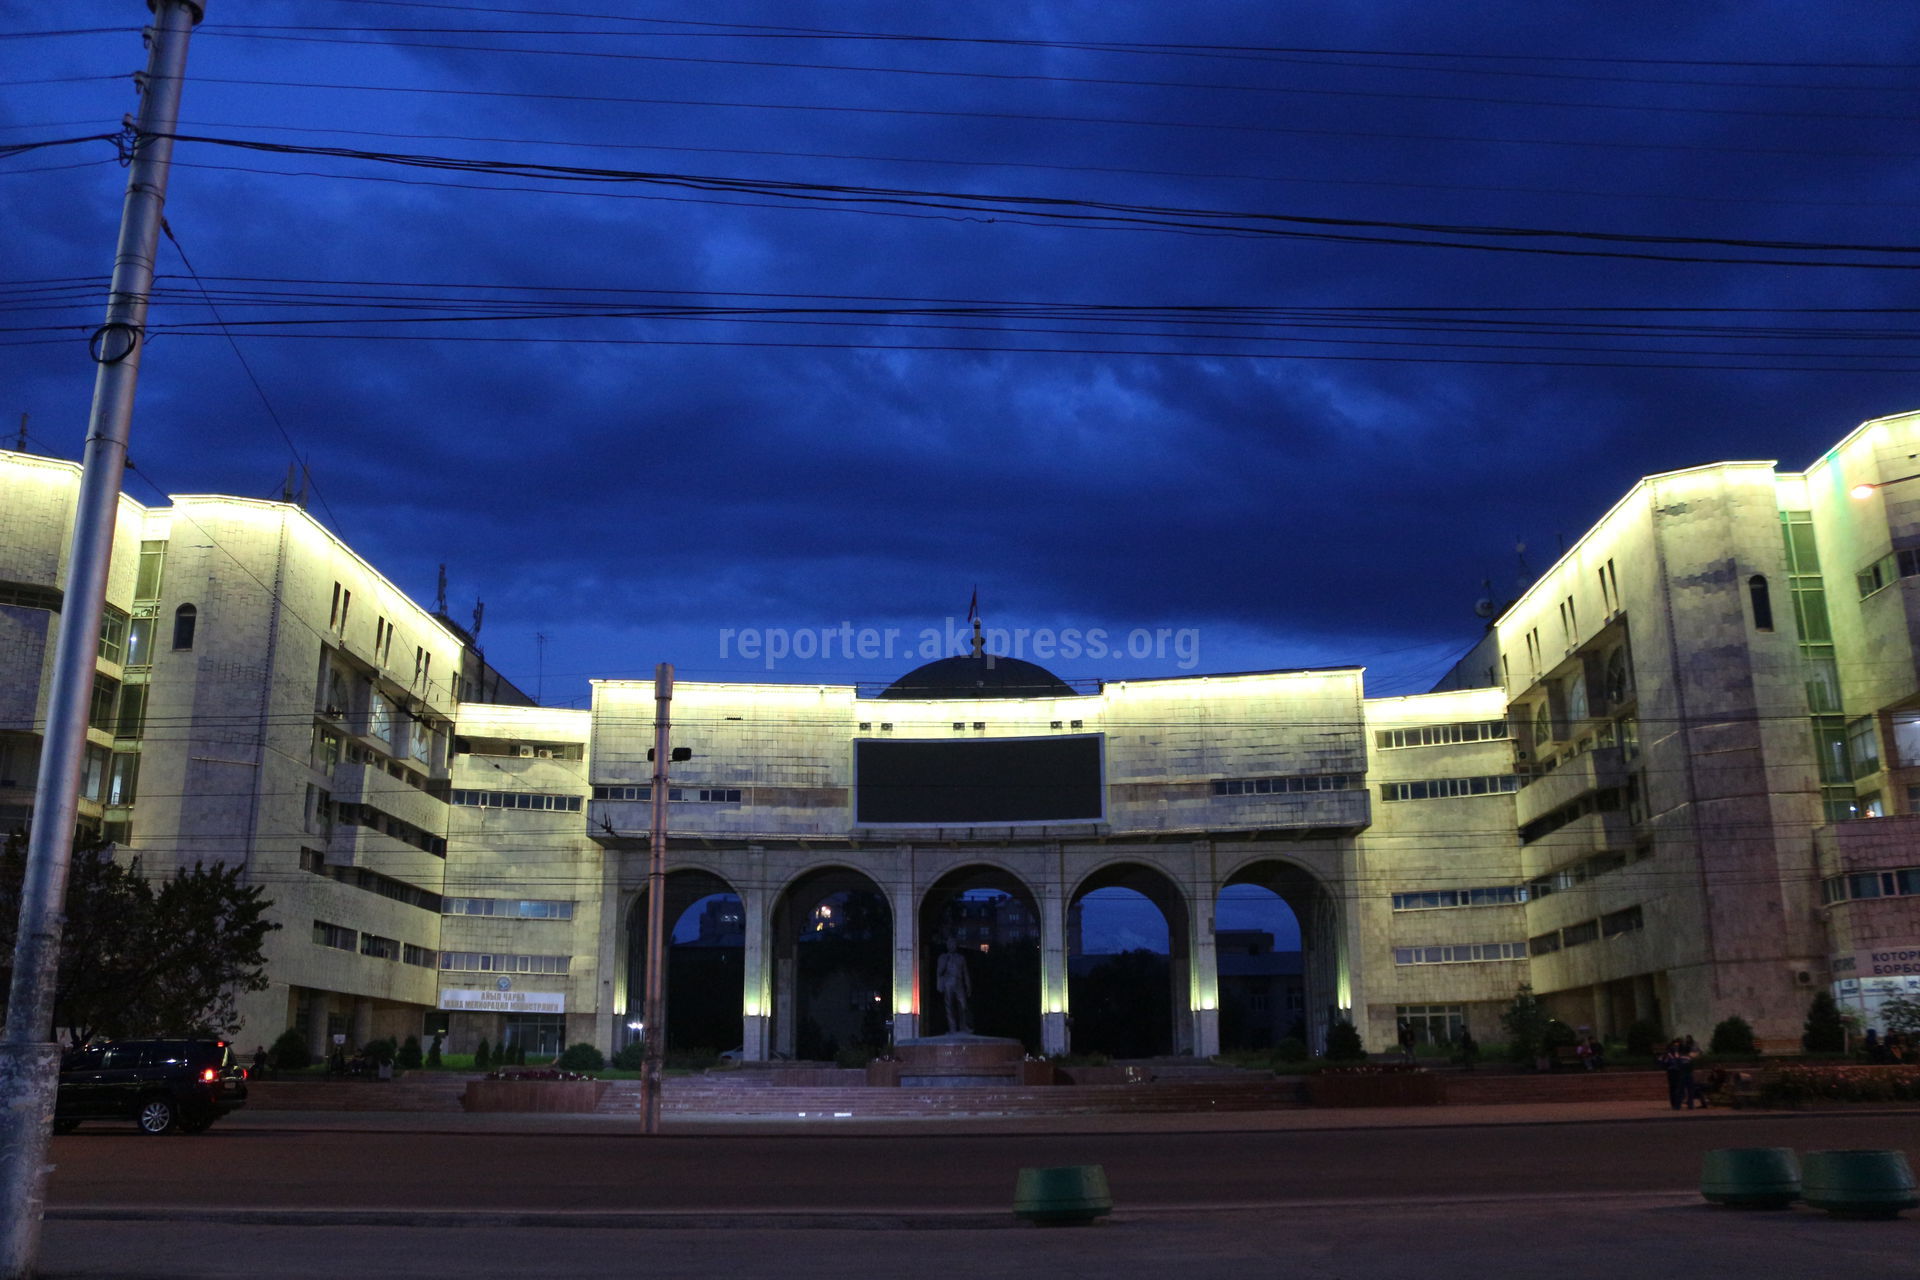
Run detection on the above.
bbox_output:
[46,1110,1920,1214]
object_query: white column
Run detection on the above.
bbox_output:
[740,882,771,1060]
[593,870,623,1054]
[889,873,919,1043]
[1190,886,1221,1059]
[1041,882,1069,1056]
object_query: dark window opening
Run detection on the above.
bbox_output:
[172,603,196,650]
[1748,575,1773,632]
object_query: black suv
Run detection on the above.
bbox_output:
[53,1038,248,1135]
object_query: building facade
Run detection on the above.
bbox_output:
[5,407,1920,1058]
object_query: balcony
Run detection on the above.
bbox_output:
[1515,746,1627,829]
[323,824,448,888]
[1520,809,1635,876]
[331,760,448,841]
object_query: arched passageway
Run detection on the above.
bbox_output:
[1213,882,1306,1052]
[769,866,893,1061]
[626,870,743,1057]
[1220,859,1344,1054]
[1067,862,1187,1057]
[919,866,1041,1051]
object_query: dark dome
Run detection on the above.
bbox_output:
[878,653,1079,700]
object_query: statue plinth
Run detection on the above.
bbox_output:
[869,1034,1051,1087]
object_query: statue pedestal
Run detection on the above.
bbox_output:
[869,1034,1048,1087]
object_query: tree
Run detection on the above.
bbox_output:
[0,831,277,1045]
[1500,985,1552,1065]
[1802,990,1847,1053]
[1709,1016,1757,1056]
[1324,1020,1366,1061]
[1877,994,1920,1037]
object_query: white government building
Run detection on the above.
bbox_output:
[5,408,1920,1058]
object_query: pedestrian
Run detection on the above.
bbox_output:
[1660,1039,1696,1110]
[251,1044,269,1080]
[1457,1029,1479,1071]
[1397,1020,1416,1064]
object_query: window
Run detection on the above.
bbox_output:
[450,790,584,813]
[1532,702,1551,747]
[1379,775,1519,802]
[442,898,575,920]
[114,683,146,739]
[312,920,356,951]
[105,752,137,805]
[403,944,436,968]
[1213,774,1359,797]
[1852,791,1885,819]
[172,603,196,651]
[80,744,109,802]
[369,695,394,745]
[1561,919,1600,948]
[134,540,165,600]
[312,725,341,773]
[1374,721,1509,750]
[360,933,399,961]
[1391,942,1525,965]
[89,675,120,732]
[590,785,740,803]
[437,952,570,974]
[97,607,128,664]
[123,611,155,667]
[1847,717,1881,779]
[1391,885,1527,910]
[1601,905,1645,937]
[1396,1004,1467,1046]
[0,580,61,611]
[1529,932,1562,956]
[1565,672,1590,724]
[328,582,348,631]
[305,785,333,838]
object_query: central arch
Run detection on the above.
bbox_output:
[625,868,744,1058]
[1220,857,1346,1055]
[918,865,1042,1051]
[769,866,894,1062]
[1068,862,1189,1058]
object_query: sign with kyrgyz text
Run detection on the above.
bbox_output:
[1831,947,1920,979]
[438,987,565,1014]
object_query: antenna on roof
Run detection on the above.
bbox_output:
[435,564,448,615]
[471,600,485,645]
[14,411,26,452]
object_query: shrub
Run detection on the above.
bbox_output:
[268,1027,311,1072]
[1879,993,1920,1037]
[425,1033,443,1068]
[1624,1019,1663,1057]
[1274,1037,1309,1063]
[557,1042,606,1071]
[515,1042,529,1065]
[1324,1021,1365,1061]
[1500,985,1551,1064]
[611,1040,646,1071]
[363,1037,397,1064]
[397,1035,423,1069]
[1803,991,1847,1053]
[1709,1016,1757,1056]
[473,1038,490,1070]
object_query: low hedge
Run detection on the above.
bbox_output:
[1757,1065,1920,1106]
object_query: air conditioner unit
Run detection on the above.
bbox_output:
[517,746,534,758]
[535,748,554,759]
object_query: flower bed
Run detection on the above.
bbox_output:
[1755,1065,1920,1107]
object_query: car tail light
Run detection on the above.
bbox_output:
[200,1067,219,1083]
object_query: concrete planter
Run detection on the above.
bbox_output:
[1700,1147,1800,1208]
[1014,1164,1112,1225]
[460,1079,610,1113]
[1801,1150,1918,1219]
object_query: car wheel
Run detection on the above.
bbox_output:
[51,1119,79,1135]
[135,1096,177,1135]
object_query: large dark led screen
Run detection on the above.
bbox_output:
[855,735,1104,824]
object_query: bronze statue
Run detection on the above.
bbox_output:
[936,938,972,1035]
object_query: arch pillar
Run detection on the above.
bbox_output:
[592,864,623,1054]
[1188,883,1220,1059]
[1040,879,1069,1056]
[888,869,920,1043]
[741,880,772,1061]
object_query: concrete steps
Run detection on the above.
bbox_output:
[247,1075,473,1112]
[614,1077,1306,1118]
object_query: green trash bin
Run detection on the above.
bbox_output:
[1801,1150,1918,1219]
[1700,1147,1800,1208]
[1014,1164,1113,1225]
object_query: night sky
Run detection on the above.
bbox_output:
[6,1,1920,710]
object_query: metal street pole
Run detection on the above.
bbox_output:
[641,663,673,1135]
[0,4,206,1276]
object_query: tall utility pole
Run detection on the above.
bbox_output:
[0,5,206,1277]
[641,663,674,1134]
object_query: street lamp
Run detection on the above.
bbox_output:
[1850,472,1920,499]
